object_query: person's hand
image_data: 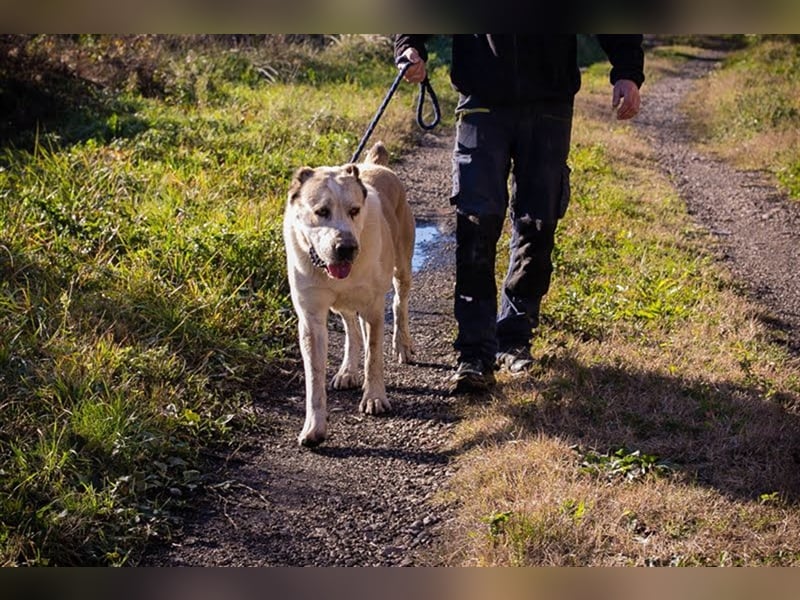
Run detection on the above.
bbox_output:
[612,79,641,120]
[399,47,427,84]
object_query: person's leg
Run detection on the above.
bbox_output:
[496,100,573,367]
[496,218,557,350]
[453,211,504,364]
[449,106,511,390]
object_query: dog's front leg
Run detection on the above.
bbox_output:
[297,312,329,447]
[331,309,363,389]
[359,299,391,415]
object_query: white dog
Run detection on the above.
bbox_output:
[283,142,415,447]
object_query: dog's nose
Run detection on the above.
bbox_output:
[334,242,359,262]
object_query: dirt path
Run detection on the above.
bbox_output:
[140,48,800,567]
[140,131,462,566]
[634,49,800,353]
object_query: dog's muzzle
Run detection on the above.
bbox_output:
[334,242,359,263]
[308,243,356,279]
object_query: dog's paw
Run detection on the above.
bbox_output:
[394,344,414,365]
[359,396,391,415]
[331,370,362,389]
[298,413,327,447]
[298,433,324,448]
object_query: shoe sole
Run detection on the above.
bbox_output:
[497,361,533,374]
[496,353,534,374]
[448,372,496,395]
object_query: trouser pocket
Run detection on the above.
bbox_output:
[450,110,510,218]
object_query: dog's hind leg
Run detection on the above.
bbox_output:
[392,267,414,364]
[331,309,363,389]
[359,299,391,415]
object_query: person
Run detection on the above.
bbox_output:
[394,35,644,394]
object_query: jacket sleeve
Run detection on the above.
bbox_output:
[394,34,430,65]
[595,34,645,88]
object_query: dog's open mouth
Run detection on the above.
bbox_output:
[309,245,352,279]
[326,262,352,279]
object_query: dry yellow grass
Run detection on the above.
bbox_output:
[444,435,800,566]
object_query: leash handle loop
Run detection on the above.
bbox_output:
[415,76,441,131]
[350,61,441,164]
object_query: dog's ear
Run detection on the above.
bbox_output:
[289,167,315,202]
[343,164,360,179]
[293,166,315,185]
[342,164,367,199]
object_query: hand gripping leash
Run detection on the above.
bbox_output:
[349,60,441,164]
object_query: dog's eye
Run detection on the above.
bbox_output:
[349,207,360,218]
[315,208,330,219]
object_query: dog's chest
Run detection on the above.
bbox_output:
[329,270,391,312]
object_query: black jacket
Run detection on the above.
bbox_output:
[394,35,645,107]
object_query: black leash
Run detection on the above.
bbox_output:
[349,61,441,164]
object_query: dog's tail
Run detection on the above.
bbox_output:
[364,141,390,166]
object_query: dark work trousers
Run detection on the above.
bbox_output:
[450,99,573,367]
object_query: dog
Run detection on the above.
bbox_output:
[283,141,415,447]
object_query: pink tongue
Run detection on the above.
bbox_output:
[327,262,352,279]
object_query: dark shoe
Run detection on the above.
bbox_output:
[447,360,496,395]
[495,347,534,374]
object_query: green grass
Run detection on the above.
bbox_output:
[0,34,456,566]
[547,142,711,341]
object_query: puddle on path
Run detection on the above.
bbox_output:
[412,223,450,272]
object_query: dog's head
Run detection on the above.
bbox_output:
[287,163,368,279]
